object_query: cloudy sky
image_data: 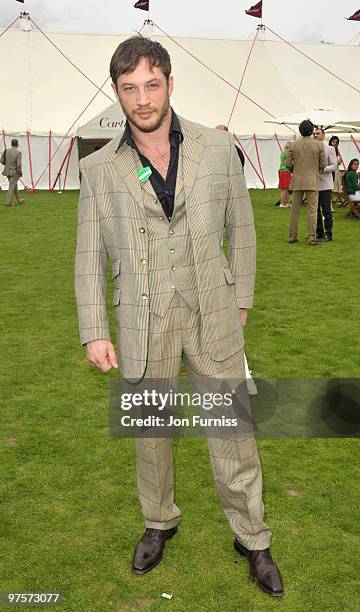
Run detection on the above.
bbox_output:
[1,0,360,44]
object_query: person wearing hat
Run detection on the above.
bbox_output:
[1,139,25,206]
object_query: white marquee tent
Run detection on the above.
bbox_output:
[1,18,360,190]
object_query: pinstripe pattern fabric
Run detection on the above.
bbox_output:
[135,292,272,550]
[75,116,256,381]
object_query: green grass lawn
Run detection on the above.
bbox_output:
[0,189,359,611]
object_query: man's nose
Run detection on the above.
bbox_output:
[136,88,151,107]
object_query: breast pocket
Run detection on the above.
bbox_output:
[210,181,227,201]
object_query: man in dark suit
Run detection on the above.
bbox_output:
[1,139,25,206]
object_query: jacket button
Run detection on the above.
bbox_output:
[139,227,145,233]
[141,293,148,300]
[171,266,176,271]
[170,248,175,254]
[140,258,146,265]
[169,229,174,235]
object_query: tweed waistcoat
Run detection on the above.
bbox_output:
[142,148,200,318]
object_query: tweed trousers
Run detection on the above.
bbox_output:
[135,291,272,551]
[6,175,22,205]
[289,190,319,242]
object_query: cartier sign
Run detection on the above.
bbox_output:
[99,117,125,129]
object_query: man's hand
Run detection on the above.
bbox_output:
[240,308,248,327]
[85,340,118,373]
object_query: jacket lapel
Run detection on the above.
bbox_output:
[111,138,146,210]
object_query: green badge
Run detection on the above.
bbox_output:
[138,166,152,183]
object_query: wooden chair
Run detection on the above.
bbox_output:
[332,170,350,208]
[340,173,360,219]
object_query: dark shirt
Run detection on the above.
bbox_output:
[117,110,183,221]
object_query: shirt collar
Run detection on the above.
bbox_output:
[116,108,183,153]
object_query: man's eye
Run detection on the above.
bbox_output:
[124,87,135,92]
[147,83,158,89]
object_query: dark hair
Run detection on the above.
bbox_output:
[11,138,18,147]
[299,119,314,137]
[347,158,359,171]
[110,36,171,85]
[329,135,339,155]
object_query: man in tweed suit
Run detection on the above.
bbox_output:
[286,120,326,245]
[75,37,283,597]
[1,139,25,206]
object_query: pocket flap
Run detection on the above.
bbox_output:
[113,287,121,306]
[111,259,121,279]
[211,181,227,199]
[223,267,235,285]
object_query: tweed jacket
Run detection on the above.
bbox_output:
[1,147,22,177]
[75,116,256,381]
[318,143,337,191]
[286,136,327,191]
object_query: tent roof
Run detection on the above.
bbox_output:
[77,102,125,139]
[1,27,360,138]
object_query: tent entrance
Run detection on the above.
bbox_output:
[78,138,110,160]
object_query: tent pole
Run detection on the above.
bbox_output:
[275,133,283,151]
[234,135,265,186]
[48,130,52,191]
[51,139,73,192]
[63,138,75,190]
[26,131,35,190]
[351,134,360,155]
[253,133,266,188]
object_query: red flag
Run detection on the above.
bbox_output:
[134,0,149,10]
[347,9,360,21]
[245,1,262,18]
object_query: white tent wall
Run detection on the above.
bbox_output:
[0,134,79,191]
[1,27,360,189]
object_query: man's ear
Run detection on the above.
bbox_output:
[167,75,174,97]
[111,82,119,101]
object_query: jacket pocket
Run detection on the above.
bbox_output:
[111,259,121,279]
[210,181,227,199]
[223,267,235,285]
[113,287,121,307]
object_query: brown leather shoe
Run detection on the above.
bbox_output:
[288,238,299,244]
[132,527,177,574]
[308,239,320,245]
[234,539,284,597]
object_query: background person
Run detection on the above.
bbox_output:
[286,120,327,245]
[314,128,337,242]
[328,135,342,195]
[344,159,360,201]
[0,139,25,206]
[277,144,292,207]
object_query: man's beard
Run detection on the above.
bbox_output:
[121,96,171,133]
